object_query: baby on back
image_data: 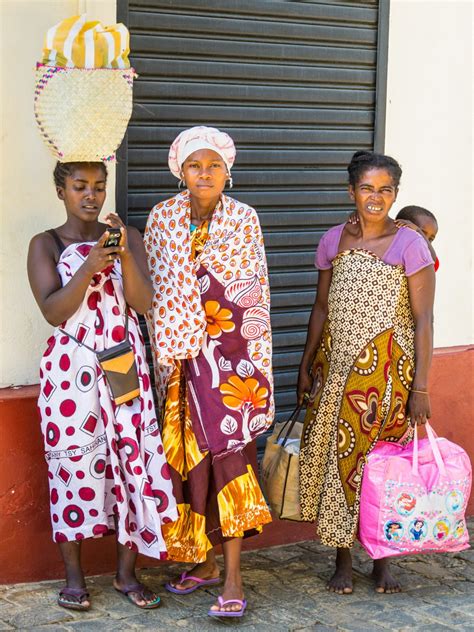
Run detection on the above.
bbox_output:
[395,205,439,270]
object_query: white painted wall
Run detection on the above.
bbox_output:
[385,0,473,347]
[0,0,116,387]
[1,0,472,386]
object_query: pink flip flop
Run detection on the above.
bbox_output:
[208,596,247,618]
[165,572,221,595]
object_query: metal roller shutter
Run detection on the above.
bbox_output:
[117,0,389,430]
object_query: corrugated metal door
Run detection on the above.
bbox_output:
[117,0,388,427]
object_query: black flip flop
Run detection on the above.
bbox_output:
[114,582,161,609]
[58,586,90,611]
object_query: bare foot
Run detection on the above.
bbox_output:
[170,560,220,592]
[372,558,401,594]
[209,579,245,614]
[327,548,353,594]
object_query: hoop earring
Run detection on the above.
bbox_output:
[178,178,185,190]
[227,176,233,189]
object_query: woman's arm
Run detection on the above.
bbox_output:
[27,231,120,326]
[297,268,332,404]
[406,264,436,425]
[104,214,153,314]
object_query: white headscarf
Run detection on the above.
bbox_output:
[168,126,236,178]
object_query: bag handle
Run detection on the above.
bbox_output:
[276,401,304,447]
[60,305,129,354]
[412,422,446,476]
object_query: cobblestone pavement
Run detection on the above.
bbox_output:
[1,520,473,631]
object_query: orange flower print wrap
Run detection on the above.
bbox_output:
[144,192,274,458]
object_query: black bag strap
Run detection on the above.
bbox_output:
[60,307,129,354]
[276,401,305,447]
[46,229,67,256]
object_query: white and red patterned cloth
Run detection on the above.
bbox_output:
[38,242,177,557]
[144,191,274,456]
[167,126,236,178]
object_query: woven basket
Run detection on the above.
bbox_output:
[34,65,135,162]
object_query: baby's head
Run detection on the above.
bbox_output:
[396,205,438,243]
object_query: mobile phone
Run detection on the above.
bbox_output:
[103,227,121,248]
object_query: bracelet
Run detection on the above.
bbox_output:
[411,389,429,395]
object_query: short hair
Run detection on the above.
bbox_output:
[396,205,437,224]
[347,150,402,188]
[53,161,108,189]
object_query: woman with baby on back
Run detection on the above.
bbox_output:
[27,161,177,612]
[298,150,435,595]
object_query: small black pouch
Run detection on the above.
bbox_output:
[96,339,140,405]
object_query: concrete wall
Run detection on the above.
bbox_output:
[1,346,472,583]
[0,0,116,388]
[385,0,473,348]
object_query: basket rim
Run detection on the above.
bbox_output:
[36,62,136,73]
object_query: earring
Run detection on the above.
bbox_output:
[227,176,233,189]
[178,178,185,189]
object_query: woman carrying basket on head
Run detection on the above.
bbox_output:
[28,161,177,612]
[144,126,274,618]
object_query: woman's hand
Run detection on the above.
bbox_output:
[102,217,154,314]
[83,231,123,275]
[104,213,131,257]
[297,369,313,406]
[394,218,421,234]
[406,391,431,426]
[347,211,359,225]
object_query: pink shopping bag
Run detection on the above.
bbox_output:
[359,423,471,559]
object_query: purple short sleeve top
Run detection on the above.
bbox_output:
[315,223,433,277]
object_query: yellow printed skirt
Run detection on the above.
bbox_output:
[300,250,415,548]
[162,362,271,562]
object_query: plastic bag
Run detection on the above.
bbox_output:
[359,423,471,559]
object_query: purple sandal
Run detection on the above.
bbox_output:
[165,572,221,595]
[58,586,90,611]
[114,582,161,609]
[208,596,247,618]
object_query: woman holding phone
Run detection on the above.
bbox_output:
[27,161,177,612]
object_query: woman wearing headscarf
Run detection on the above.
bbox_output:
[144,126,273,617]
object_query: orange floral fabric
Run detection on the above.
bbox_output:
[148,212,272,560]
[161,361,271,562]
[144,191,274,456]
[144,191,272,373]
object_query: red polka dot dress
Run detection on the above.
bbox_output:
[38,242,177,557]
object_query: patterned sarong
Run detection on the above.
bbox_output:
[38,242,177,556]
[144,201,273,562]
[300,250,415,548]
[144,191,274,457]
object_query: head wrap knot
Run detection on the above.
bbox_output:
[168,126,236,179]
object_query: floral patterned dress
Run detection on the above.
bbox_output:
[299,224,434,548]
[144,194,274,562]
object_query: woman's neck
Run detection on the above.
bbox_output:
[354,215,395,238]
[61,217,104,242]
[189,195,221,223]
